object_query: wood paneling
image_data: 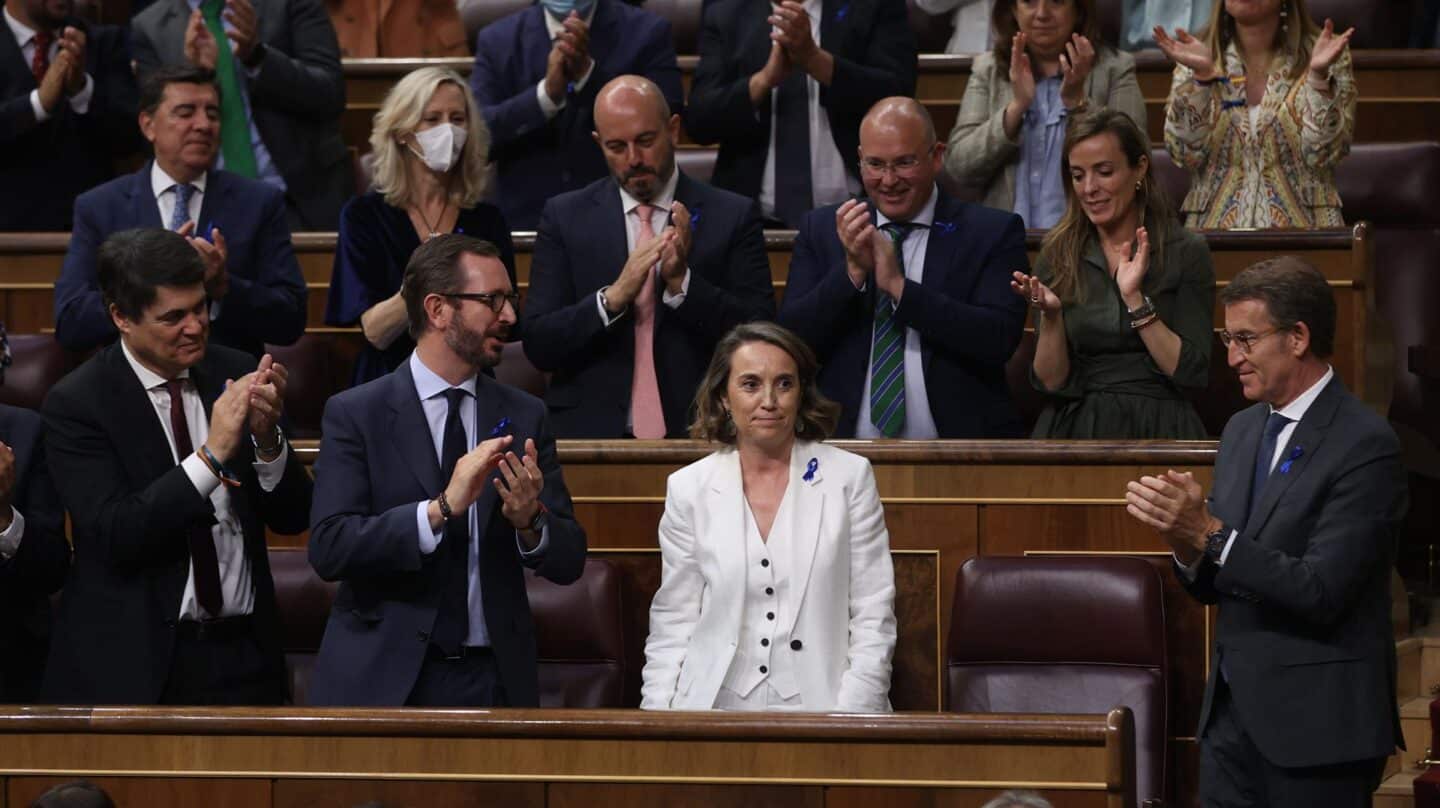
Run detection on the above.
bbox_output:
[7,776,270,808]
[547,783,823,808]
[273,779,544,808]
[824,787,1109,808]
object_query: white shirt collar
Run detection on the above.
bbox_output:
[1272,364,1334,422]
[3,6,37,49]
[150,162,209,201]
[542,2,597,39]
[874,183,939,229]
[120,338,191,389]
[409,350,477,402]
[617,166,680,218]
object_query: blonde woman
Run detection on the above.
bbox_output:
[324,67,514,384]
[1158,0,1357,228]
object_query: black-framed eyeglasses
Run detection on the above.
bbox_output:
[446,291,520,314]
[1219,327,1286,354]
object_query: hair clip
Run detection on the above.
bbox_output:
[490,417,511,438]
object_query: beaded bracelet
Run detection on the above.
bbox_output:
[1131,312,1160,330]
[199,445,242,488]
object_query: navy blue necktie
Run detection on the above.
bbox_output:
[1248,411,1292,520]
[431,388,471,655]
[772,71,812,227]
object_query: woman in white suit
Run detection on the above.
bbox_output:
[641,322,897,712]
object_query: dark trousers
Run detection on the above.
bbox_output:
[1200,678,1387,808]
[405,646,508,708]
[159,617,281,705]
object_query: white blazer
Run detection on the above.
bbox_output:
[640,441,897,712]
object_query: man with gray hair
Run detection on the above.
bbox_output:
[524,74,774,439]
[1126,256,1405,806]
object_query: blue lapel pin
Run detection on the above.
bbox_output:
[802,457,819,483]
[836,3,848,20]
[1278,445,1303,474]
[689,209,701,230]
[489,417,511,438]
[932,220,957,236]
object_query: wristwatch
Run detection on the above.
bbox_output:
[1126,295,1156,321]
[1204,524,1230,563]
[526,502,549,533]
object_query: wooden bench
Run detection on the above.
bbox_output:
[0,707,1139,808]
[339,50,1440,155]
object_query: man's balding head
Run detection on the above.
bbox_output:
[592,75,680,203]
[857,97,942,222]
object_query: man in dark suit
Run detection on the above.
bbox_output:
[53,66,307,359]
[523,75,775,439]
[1126,256,1406,807]
[0,398,70,703]
[42,228,312,705]
[685,0,916,227]
[131,0,351,231]
[779,97,1027,439]
[0,0,139,231]
[470,0,682,230]
[308,234,586,707]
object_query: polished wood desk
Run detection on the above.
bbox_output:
[0,224,1385,411]
[339,50,1440,153]
[0,706,1139,808]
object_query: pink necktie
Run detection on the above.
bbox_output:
[629,204,666,439]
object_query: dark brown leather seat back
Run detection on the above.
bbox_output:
[946,555,1168,805]
[0,334,74,411]
[497,341,548,398]
[1305,0,1416,48]
[270,549,624,707]
[907,0,955,53]
[676,148,718,186]
[462,0,533,46]
[646,0,703,55]
[1004,328,1044,436]
[267,335,352,439]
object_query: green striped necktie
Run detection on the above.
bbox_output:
[869,222,919,437]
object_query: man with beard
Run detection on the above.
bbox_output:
[0,0,140,230]
[524,74,774,439]
[307,234,587,707]
[41,227,312,705]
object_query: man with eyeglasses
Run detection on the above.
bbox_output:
[1125,256,1405,806]
[779,96,1029,439]
[308,234,587,707]
[524,75,774,439]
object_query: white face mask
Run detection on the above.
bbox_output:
[409,123,467,173]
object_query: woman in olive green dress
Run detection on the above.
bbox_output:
[1011,108,1213,439]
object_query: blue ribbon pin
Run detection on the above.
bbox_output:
[835,3,848,19]
[803,457,819,482]
[689,210,701,230]
[932,221,957,236]
[489,417,511,438]
[1278,445,1303,474]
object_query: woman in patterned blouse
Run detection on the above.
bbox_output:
[1155,0,1356,229]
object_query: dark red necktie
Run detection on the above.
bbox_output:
[165,380,225,617]
[31,31,51,86]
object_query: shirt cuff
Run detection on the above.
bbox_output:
[536,80,564,118]
[571,59,595,93]
[518,522,550,560]
[210,299,223,323]
[29,89,47,122]
[1217,528,1238,565]
[182,452,222,498]
[660,268,691,308]
[596,288,626,327]
[252,440,288,492]
[0,507,24,559]
[416,501,441,555]
[67,73,94,114]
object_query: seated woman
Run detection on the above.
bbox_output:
[1157,0,1356,228]
[641,322,896,712]
[324,67,516,385]
[1011,109,1214,439]
[944,0,1145,230]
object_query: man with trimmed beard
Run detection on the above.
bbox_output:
[308,234,587,707]
[524,74,774,439]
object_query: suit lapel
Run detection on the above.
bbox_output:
[706,451,748,619]
[470,376,505,540]
[591,180,631,305]
[525,7,553,84]
[0,21,33,90]
[780,444,823,635]
[915,192,963,370]
[102,345,179,479]
[818,0,847,53]
[741,0,774,72]
[196,170,223,235]
[129,164,165,229]
[386,361,444,496]
[1242,378,1342,539]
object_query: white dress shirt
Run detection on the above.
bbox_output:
[854,186,940,440]
[3,5,94,123]
[715,490,805,710]
[535,5,598,118]
[758,0,858,220]
[0,508,24,560]
[594,167,691,326]
[119,339,288,620]
[1178,365,1334,574]
[408,352,549,648]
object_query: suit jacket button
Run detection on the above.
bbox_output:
[417,630,430,642]
[790,639,802,650]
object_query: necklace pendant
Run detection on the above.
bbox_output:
[426,230,442,240]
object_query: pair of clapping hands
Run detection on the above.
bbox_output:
[602,201,694,315]
[1010,227,1153,312]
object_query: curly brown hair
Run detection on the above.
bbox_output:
[690,322,840,444]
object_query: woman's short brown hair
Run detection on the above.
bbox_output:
[992,0,1102,65]
[690,322,841,444]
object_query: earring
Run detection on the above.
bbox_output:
[1279,0,1288,35]
[795,420,804,436]
[1135,179,1142,191]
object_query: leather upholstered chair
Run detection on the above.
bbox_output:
[1305,0,1416,48]
[270,549,626,707]
[0,334,74,411]
[676,148,718,186]
[645,0,703,55]
[266,335,352,440]
[946,555,1168,806]
[1003,328,1044,436]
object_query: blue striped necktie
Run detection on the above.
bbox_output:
[169,183,194,232]
[869,222,919,437]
